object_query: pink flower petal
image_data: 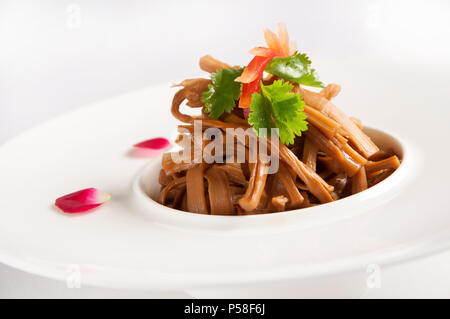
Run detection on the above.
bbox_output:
[248,46,282,57]
[55,188,111,213]
[134,137,170,150]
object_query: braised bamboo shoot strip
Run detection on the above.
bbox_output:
[173,78,211,92]
[342,143,367,166]
[172,78,211,108]
[337,126,350,138]
[304,105,339,139]
[320,83,341,100]
[298,86,379,158]
[350,117,363,130]
[299,191,312,208]
[271,195,289,212]
[162,152,197,175]
[330,133,348,149]
[215,164,248,187]
[238,156,269,212]
[262,135,335,196]
[302,138,318,171]
[186,165,209,214]
[201,118,335,201]
[171,88,196,124]
[158,176,187,205]
[199,55,233,73]
[205,166,235,215]
[367,170,386,180]
[368,169,394,187]
[277,143,334,202]
[305,125,360,177]
[369,150,392,162]
[365,156,401,174]
[158,169,173,187]
[204,115,336,201]
[170,187,186,209]
[318,156,340,174]
[352,167,368,194]
[180,116,335,204]
[276,163,304,208]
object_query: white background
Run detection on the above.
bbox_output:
[1,0,450,298]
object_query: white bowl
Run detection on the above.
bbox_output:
[132,127,414,234]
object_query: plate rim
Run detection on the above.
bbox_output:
[0,80,448,290]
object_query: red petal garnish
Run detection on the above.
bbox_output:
[235,54,278,84]
[239,77,263,109]
[131,137,171,157]
[277,22,290,56]
[264,28,282,53]
[264,24,292,57]
[248,46,281,58]
[134,137,171,150]
[55,188,111,213]
[237,24,294,108]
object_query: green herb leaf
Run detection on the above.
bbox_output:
[247,93,276,138]
[265,52,324,88]
[248,80,308,145]
[201,68,243,119]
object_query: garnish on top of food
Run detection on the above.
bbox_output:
[157,23,401,216]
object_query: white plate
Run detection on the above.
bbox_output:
[1,61,450,293]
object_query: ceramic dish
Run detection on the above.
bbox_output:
[0,61,449,297]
